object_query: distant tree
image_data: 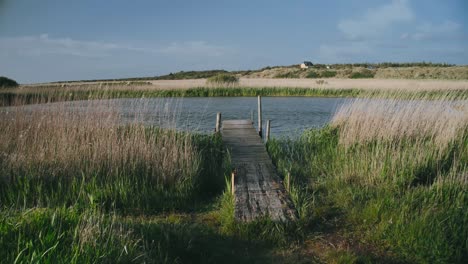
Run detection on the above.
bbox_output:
[305,71,320,78]
[0,76,19,88]
[206,74,239,85]
[320,71,337,78]
[349,69,375,79]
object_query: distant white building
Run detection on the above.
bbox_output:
[300,61,313,69]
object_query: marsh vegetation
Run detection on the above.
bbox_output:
[0,88,466,263]
[267,90,467,262]
[1,77,467,107]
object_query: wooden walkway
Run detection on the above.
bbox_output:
[221,120,297,222]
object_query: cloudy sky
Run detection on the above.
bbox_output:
[0,0,467,83]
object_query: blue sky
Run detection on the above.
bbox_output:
[0,0,467,83]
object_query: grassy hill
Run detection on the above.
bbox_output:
[243,64,468,80]
[49,63,467,84]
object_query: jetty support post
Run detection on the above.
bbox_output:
[285,171,291,193]
[216,112,221,133]
[231,169,236,195]
[266,120,271,142]
[258,96,262,137]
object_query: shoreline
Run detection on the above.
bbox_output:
[2,78,467,107]
[24,78,468,91]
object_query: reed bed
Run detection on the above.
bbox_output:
[0,97,231,262]
[0,98,225,211]
[267,90,468,262]
[0,96,306,263]
[332,94,468,149]
[2,78,467,107]
[1,86,467,262]
[24,78,468,91]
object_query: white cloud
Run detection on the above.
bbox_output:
[338,0,413,40]
[0,34,228,58]
[0,34,127,57]
[318,0,414,62]
[401,20,462,40]
[317,0,465,63]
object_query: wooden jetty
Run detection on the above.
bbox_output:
[219,99,297,222]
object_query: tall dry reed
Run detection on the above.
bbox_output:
[267,91,467,262]
[331,94,468,149]
[0,99,197,185]
[19,78,468,92]
[0,98,208,211]
[328,91,467,187]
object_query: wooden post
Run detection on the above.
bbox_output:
[266,120,271,142]
[258,96,262,137]
[250,110,254,123]
[216,112,221,132]
[231,170,236,195]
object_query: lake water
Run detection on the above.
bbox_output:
[2,97,349,137]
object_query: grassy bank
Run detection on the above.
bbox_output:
[1,90,467,262]
[2,82,467,107]
[245,65,468,80]
[0,100,224,262]
[0,86,361,106]
[267,91,468,263]
[43,64,468,83]
[0,101,226,212]
[0,99,309,263]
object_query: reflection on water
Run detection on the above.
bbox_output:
[1,97,349,138]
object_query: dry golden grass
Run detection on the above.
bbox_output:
[0,99,198,186]
[245,66,468,79]
[374,66,468,79]
[328,91,467,187]
[331,93,467,148]
[237,78,468,91]
[20,78,468,93]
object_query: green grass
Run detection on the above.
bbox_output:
[4,85,466,107]
[349,69,375,78]
[156,70,229,80]
[305,71,337,78]
[0,119,308,263]
[1,205,307,263]
[267,126,468,263]
[305,71,320,78]
[1,91,466,262]
[0,87,364,106]
[320,71,337,78]
[52,70,229,83]
[206,74,239,85]
[274,70,302,78]
[48,62,459,84]
[0,130,225,213]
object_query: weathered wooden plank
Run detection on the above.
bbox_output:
[222,124,255,129]
[221,119,297,222]
[223,120,253,125]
